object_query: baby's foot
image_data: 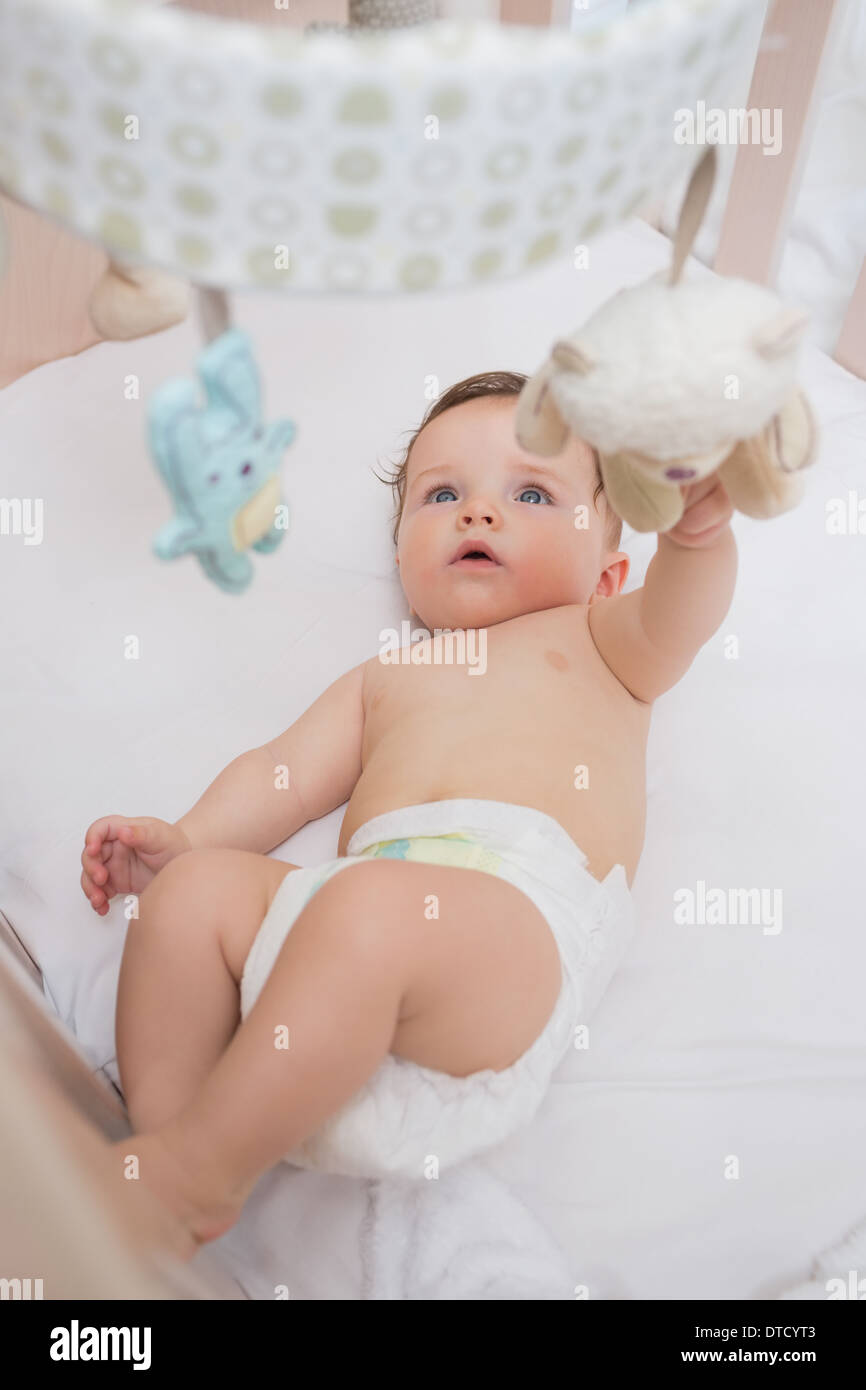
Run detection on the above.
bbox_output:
[109,1133,243,1262]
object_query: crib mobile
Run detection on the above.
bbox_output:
[0,0,807,592]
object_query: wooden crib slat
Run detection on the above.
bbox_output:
[500,0,554,24]
[714,0,842,288]
[834,259,866,382]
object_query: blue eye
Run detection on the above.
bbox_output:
[518,486,552,504]
[424,485,458,503]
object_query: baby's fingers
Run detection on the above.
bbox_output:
[81,868,109,913]
[80,844,110,890]
[678,475,719,509]
[82,818,115,872]
[677,479,732,534]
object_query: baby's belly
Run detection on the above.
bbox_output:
[338,730,647,885]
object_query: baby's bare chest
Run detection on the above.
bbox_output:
[362,608,641,757]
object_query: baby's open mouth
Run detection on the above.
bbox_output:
[450,541,502,567]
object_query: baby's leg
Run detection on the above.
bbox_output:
[116,859,561,1258]
[115,849,296,1133]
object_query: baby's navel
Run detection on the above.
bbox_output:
[545,649,569,672]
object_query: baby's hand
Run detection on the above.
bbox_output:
[80,817,191,916]
[664,474,734,548]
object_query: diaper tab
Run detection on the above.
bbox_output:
[360,833,505,876]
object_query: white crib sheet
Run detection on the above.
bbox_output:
[1,217,865,1300]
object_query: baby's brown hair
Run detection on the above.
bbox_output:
[376,370,622,551]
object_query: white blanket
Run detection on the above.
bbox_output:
[2,217,865,1299]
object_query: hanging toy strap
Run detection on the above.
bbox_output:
[196,286,232,343]
[670,144,717,286]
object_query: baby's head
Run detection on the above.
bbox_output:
[379,371,629,633]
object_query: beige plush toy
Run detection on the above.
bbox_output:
[515,148,817,534]
[88,257,190,341]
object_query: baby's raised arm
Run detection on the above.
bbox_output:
[587,476,738,704]
[175,660,367,854]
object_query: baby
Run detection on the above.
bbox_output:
[80,369,736,1259]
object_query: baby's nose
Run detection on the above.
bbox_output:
[461,499,498,524]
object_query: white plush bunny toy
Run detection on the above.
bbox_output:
[515,148,817,534]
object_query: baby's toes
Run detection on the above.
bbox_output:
[111,1134,241,1260]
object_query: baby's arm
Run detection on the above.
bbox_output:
[587,475,737,704]
[176,661,367,854]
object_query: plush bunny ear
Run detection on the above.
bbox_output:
[551,338,595,374]
[753,308,809,359]
[514,360,570,456]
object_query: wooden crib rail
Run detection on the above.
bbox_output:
[0,931,247,1299]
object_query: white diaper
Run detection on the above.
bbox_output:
[239,798,636,1181]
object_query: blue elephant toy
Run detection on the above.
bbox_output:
[149,329,296,593]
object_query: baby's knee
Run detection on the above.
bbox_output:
[146,846,213,888]
[141,849,291,943]
[138,847,229,918]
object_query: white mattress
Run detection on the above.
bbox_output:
[2,216,865,1300]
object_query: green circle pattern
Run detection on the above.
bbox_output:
[0,0,755,290]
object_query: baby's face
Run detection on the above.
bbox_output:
[395,396,626,632]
